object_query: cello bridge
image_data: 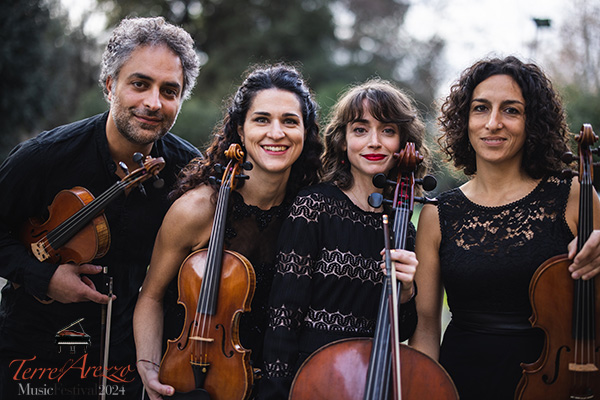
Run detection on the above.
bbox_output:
[568,362,599,372]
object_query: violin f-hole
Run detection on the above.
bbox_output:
[216,323,234,358]
[543,345,571,384]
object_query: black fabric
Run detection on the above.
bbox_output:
[226,190,292,372]
[259,182,418,399]
[437,174,574,400]
[0,112,200,399]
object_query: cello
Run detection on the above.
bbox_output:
[159,143,255,400]
[289,142,458,399]
[515,124,600,399]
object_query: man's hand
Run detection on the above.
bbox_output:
[47,263,113,304]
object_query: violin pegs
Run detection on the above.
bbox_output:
[132,152,145,167]
[118,162,130,176]
[560,168,577,179]
[208,176,220,185]
[242,161,253,171]
[368,193,384,208]
[214,164,224,174]
[562,151,575,163]
[236,174,250,181]
[153,177,165,189]
[417,175,437,191]
[372,173,388,189]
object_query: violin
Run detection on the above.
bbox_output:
[515,124,600,399]
[159,143,255,399]
[289,143,458,399]
[20,153,165,265]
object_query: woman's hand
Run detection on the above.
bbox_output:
[381,249,417,303]
[568,230,600,280]
[136,359,175,399]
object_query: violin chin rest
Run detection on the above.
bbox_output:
[171,389,211,400]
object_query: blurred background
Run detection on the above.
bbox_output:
[2,0,599,194]
[1,0,599,333]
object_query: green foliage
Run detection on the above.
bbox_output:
[1,0,445,162]
[94,0,445,149]
[0,0,99,160]
[561,84,600,134]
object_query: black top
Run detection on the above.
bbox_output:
[0,112,200,360]
[227,190,292,371]
[260,182,418,399]
[437,175,574,400]
[438,174,574,323]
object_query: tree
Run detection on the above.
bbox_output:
[543,0,600,133]
[94,0,445,146]
[0,0,99,160]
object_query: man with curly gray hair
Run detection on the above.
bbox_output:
[0,17,201,399]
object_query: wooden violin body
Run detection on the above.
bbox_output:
[159,248,255,399]
[19,154,165,265]
[290,338,458,399]
[516,124,600,399]
[20,187,110,265]
[158,144,256,399]
[515,255,600,399]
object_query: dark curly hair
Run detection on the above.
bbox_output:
[171,63,322,200]
[321,78,428,190]
[438,55,569,177]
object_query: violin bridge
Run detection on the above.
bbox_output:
[568,362,599,372]
[31,241,50,262]
[189,336,214,343]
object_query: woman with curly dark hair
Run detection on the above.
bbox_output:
[260,78,423,398]
[410,56,600,400]
[133,63,322,400]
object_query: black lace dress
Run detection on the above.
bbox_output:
[227,191,292,373]
[437,175,574,400]
[259,182,418,399]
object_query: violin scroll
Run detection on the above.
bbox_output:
[561,124,600,180]
[209,144,253,187]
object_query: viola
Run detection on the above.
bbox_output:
[20,153,165,265]
[289,142,458,399]
[159,143,255,400]
[515,124,600,399]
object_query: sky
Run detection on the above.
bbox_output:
[404,0,568,94]
[60,0,569,96]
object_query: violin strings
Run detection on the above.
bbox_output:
[573,159,595,389]
[194,165,233,366]
[49,167,155,249]
[46,173,141,249]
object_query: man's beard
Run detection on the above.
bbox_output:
[110,97,177,145]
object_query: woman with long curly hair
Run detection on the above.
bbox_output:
[410,56,600,399]
[133,63,322,399]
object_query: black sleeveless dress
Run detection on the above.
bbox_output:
[437,175,574,400]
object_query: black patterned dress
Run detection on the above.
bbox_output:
[437,175,574,400]
[259,182,418,399]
